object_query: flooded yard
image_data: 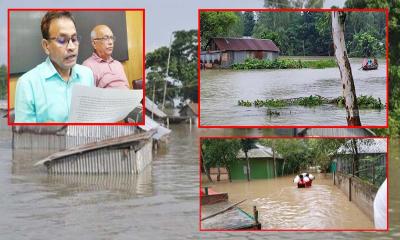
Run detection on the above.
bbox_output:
[200,58,386,126]
[206,174,374,229]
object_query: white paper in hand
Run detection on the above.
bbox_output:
[68,85,142,123]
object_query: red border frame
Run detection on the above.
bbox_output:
[7,8,146,126]
[197,8,389,129]
[199,136,389,232]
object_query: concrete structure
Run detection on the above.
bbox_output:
[334,172,378,221]
[333,138,387,187]
[201,37,280,68]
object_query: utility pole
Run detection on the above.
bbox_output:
[162,32,174,111]
[331,11,361,126]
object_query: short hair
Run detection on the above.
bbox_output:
[41,11,76,40]
[90,30,97,41]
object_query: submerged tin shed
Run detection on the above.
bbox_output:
[201,37,280,68]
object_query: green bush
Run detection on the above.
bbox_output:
[232,58,336,70]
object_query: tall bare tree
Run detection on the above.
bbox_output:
[331,11,362,126]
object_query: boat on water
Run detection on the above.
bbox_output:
[362,58,378,71]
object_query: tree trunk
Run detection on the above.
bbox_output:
[245,152,250,181]
[200,148,213,183]
[282,159,286,176]
[226,166,232,182]
[217,167,221,181]
[351,138,360,177]
[331,12,362,126]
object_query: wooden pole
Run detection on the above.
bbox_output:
[162,33,173,111]
[331,11,361,126]
[349,177,352,201]
[201,199,246,221]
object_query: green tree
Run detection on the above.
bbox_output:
[200,12,240,49]
[202,139,241,182]
[145,30,198,106]
[350,31,385,57]
[345,0,400,135]
[308,139,346,173]
[243,12,255,36]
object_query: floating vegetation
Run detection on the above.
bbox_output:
[336,95,384,109]
[232,58,336,70]
[254,99,287,107]
[238,95,384,109]
[238,100,252,107]
[296,95,324,107]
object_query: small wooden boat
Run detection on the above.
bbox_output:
[362,58,378,71]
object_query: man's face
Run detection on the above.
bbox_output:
[42,17,78,72]
[93,26,114,60]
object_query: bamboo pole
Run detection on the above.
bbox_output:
[201,199,246,221]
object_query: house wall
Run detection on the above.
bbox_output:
[334,172,378,221]
[229,158,280,180]
[219,51,278,68]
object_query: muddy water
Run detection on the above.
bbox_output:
[208,174,373,229]
[200,58,386,126]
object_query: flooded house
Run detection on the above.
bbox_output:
[200,37,280,68]
[179,102,198,125]
[229,143,284,180]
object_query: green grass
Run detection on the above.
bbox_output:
[232,58,336,70]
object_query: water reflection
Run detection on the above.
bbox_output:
[200,59,386,126]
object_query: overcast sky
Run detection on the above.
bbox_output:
[0,0,266,65]
[0,0,345,65]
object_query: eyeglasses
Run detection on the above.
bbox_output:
[94,36,116,42]
[48,35,81,47]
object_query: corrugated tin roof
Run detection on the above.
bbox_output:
[211,38,280,52]
[337,139,387,154]
[297,128,376,137]
[145,97,167,118]
[237,144,283,159]
[139,115,171,140]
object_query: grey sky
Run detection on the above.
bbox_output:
[0,0,265,65]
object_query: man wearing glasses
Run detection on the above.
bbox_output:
[83,25,129,89]
[14,11,94,123]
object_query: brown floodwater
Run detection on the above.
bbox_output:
[207,174,374,229]
[200,58,386,126]
[0,127,399,239]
